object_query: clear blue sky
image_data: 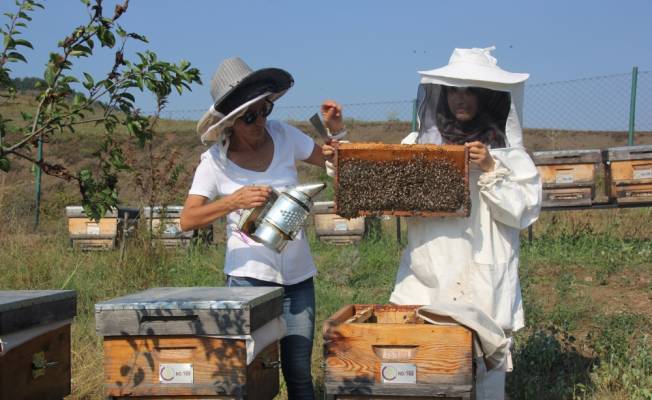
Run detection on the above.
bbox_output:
[5,0,652,128]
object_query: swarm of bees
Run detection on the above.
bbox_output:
[337,156,470,218]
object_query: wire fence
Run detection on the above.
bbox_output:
[153,69,651,132]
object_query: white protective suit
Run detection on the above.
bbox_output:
[389,47,542,400]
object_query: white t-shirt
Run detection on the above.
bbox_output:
[189,120,318,285]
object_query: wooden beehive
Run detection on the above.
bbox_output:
[95,287,284,399]
[605,145,652,204]
[143,206,195,247]
[323,304,474,400]
[0,290,77,400]
[333,143,469,217]
[313,201,365,244]
[532,149,602,207]
[66,206,118,250]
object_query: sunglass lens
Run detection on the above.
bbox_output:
[243,111,257,124]
[264,101,274,117]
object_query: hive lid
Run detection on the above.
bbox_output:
[65,205,118,218]
[142,205,184,218]
[95,287,281,311]
[0,290,77,335]
[606,145,652,161]
[95,287,284,336]
[313,201,335,214]
[532,149,602,165]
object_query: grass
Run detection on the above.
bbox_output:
[0,207,650,400]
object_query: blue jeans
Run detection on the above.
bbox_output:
[227,275,316,400]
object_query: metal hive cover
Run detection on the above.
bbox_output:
[0,290,77,335]
[95,287,283,312]
[95,287,284,336]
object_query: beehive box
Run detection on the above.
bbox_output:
[95,287,284,399]
[333,143,469,218]
[313,201,365,244]
[323,304,474,399]
[606,145,652,204]
[0,290,77,400]
[66,205,118,250]
[143,206,195,247]
[532,149,602,207]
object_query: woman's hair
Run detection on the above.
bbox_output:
[435,86,510,148]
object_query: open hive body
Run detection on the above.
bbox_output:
[606,145,652,204]
[334,143,469,218]
[95,287,284,399]
[532,149,602,207]
[0,290,77,400]
[323,304,474,400]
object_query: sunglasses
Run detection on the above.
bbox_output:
[240,100,274,124]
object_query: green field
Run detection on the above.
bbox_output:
[1,203,650,399]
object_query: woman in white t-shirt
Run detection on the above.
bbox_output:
[180,57,345,400]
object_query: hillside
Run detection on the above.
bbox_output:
[1,91,651,218]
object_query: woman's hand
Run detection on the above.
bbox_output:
[321,100,344,133]
[322,141,336,162]
[228,185,272,210]
[465,141,495,172]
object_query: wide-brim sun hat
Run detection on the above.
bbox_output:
[418,46,529,85]
[197,57,294,144]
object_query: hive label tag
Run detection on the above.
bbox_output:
[159,363,193,384]
[334,220,348,231]
[380,363,416,384]
[633,168,652,180]
[86,222,100,235]
[555,173,574,184]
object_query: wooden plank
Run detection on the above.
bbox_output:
[326,382,472,399]
[68,217,118,237]
[324,304,473,388]
[244,342,280,400]
[537,163,596,186]
[0,324,71,400]
[344,307,374,324]
[104,336,247,397]
[608,160,652,202]
[319,235,364,245]
[609,160,652,181]
[333,143,469,218]
[71,237,116,251]
[607,145,652,161]
[104,338,278,399]
[542,187,593,208]
[532,149,602,165]
[315,214,365,237]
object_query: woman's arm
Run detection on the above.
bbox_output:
[302,142,330,167]
[180,186,272,231]
[478,149,542,229]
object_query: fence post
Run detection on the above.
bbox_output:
[33,135,43,230]
[628,66,639,146]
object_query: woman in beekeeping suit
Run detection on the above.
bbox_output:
[390,47,542,400]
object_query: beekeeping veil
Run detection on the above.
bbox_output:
[413,47,528,150]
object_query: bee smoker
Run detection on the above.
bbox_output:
[237,182,326,252]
